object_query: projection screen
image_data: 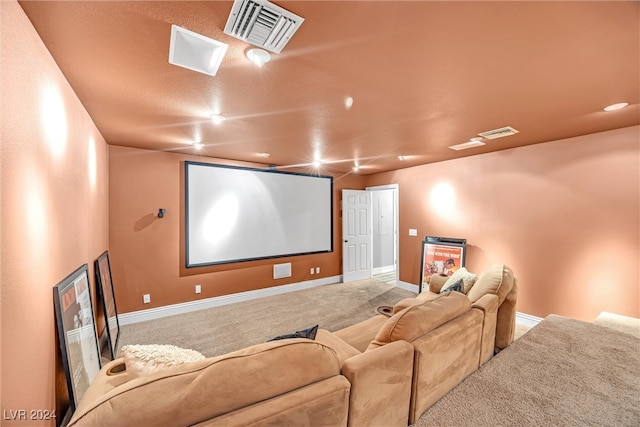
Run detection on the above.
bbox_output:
[185,161,333,267]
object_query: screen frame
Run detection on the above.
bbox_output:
[185,161,334,268]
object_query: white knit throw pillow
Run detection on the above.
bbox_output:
[442,267,477,294]
[121,344,205,378]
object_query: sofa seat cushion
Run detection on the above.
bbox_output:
[466,264,515,304]
[368,292,471,350]
[334,315,388,353]
[69,340,342,427]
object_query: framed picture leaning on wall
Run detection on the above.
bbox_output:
[53,263,102,412]
[419,236,467,292]
[94,250,120,361]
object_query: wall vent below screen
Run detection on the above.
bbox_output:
[224,0,304,54]
[478,126,520,139]
[273,263,292,279]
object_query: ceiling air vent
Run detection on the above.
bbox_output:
[478,126,520,140]
[224,0,304,54]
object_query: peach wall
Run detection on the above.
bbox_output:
[109,145,365,313]
[364,126,639,321]
[1,1,109,425]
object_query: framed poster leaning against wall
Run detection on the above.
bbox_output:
[419,236,467,293]
[53,264,102,414]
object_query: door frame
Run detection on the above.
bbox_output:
[366,184,399,285]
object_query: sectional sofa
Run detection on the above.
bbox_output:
[68,264,517,426]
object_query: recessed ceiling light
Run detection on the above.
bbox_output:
[449,139,486,151]
[345,96,354,110]
[210,114,226,124]
[312,159,321,167]
[353,162,359,172]
[257,152,271,158]
[246,48,271,67]
[398,155,408,161]
[193,141,203,149]
[603,102,629,112]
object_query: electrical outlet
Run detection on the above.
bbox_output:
[195,285,201,294]
[143,294,150,304]
[315,267,320,274]
[310,267,315,275]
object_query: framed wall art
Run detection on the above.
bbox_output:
[94,251,120,360]
[420,236,467,292]
[53,264,102,412]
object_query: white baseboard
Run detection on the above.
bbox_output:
[516,311,543,328]
[118,275,342,326]
[119,275,541,328]
[396,280,419,294]
[372,265,396,275]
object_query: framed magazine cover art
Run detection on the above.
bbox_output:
[53,264,102,412]
[94,251,120,360]
[419,236,467,292]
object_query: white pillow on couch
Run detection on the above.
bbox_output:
[442,267,477,294]
[121,344,205,378]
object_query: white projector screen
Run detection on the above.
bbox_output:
[185,161,333,267]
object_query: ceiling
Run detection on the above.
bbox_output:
[19,1,639,175]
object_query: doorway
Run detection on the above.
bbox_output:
[368,184,398,286]
[341,185,399,285]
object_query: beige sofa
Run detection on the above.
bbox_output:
[330,263,518,424]
[69,264,517,427]
[68,339,351,427]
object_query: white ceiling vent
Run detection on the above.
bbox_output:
[224,0,304,54]
[478,126,520,140]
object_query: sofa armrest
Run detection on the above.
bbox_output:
[496,279,518,351]
[472,294,499,365]
[314,329,361,365]
[428,274,449,293]
[341,340,414,427]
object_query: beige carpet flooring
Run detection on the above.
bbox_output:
[413,314,640,426]
[118,278,415,357]
[592,311,640,338]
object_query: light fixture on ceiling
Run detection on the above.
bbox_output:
[246,48,271,67]
[168,25,228,77]
[345,96,354,110]
[353,162,359,172]
[449,137,486,151]
[603,102,629,112]
[193,141,204,150]
[257,152,271,158]
[210,114,226,124]
[312,159,321,168]
[398,155,408,161]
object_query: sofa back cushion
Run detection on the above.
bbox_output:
[466,264,515,305]
[392,292,440,314]
[368,292,471,350]
[69,340,341,427]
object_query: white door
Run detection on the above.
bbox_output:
[342,189,372,282]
